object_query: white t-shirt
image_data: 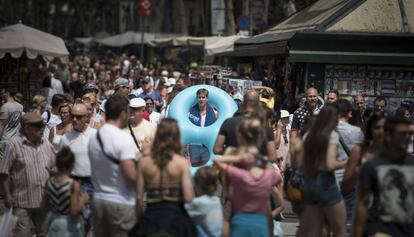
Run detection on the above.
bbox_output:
[88,124,137,205]
[51,77,64,94]
[59,127,97,177]
[201,114,206,127]
[149,111,161,125]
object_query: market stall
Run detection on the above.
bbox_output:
[0,22,69,106]
[232,0,414,111]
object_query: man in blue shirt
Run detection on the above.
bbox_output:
[138,77,162,112]
[187,89,218,166]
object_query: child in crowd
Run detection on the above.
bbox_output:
[185,166,223,237]
[46,147,89,237]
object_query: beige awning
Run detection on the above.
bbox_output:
[147,36,222,47]
[205,35,243,56]
[95,31,155,47]
[0,23,69,60]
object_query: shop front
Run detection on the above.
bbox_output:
[231,0,414,111]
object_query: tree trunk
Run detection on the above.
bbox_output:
[224,0,235,35]
[149,0,166,32]
[172,0,188,34]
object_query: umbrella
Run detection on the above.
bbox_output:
[0,22,69,60]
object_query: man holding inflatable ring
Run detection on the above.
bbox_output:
[187,88,218,166]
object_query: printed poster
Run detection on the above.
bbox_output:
[337,79,351,95]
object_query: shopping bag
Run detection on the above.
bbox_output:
[0,208,17,237]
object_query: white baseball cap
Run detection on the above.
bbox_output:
[280,110,290,118]
[129,98,146,108]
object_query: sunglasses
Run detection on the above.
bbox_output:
[71,114,87,119]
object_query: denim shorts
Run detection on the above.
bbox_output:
[187,144,210,164]
[302,171,343,206]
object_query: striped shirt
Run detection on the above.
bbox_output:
[47,178,72,214]
[0,132,56,208]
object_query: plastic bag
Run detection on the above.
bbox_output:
[0,208,17,237]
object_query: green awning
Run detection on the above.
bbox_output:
[289,50,414,65]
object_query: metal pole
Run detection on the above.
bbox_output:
[140,16,145,63]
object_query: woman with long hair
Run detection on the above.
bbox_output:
[214,116,282,237]
[297,104,347,237]
[341,113,387,198]
[129,118,196,237]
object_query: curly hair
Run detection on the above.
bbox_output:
[151,118,182,169]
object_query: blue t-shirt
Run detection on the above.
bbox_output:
[138,91,162,104]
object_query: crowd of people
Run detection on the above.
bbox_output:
[0,53,412,237]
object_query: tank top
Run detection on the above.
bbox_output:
[47,178,73,214]
[146,169,182,203]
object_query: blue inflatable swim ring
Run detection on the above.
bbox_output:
[167,85,238,173]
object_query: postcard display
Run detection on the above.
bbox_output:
[324,64,414,111]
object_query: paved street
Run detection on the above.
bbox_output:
[280,201,299,237]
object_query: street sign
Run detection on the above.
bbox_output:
[138,0,151,17]
[237,15,250,30]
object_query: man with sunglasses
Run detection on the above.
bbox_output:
[58,103,97,233]
[137,77,162,112]
[0,112,56,237]
[113,78,130,97]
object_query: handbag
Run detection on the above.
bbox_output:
[284,167,304,203]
